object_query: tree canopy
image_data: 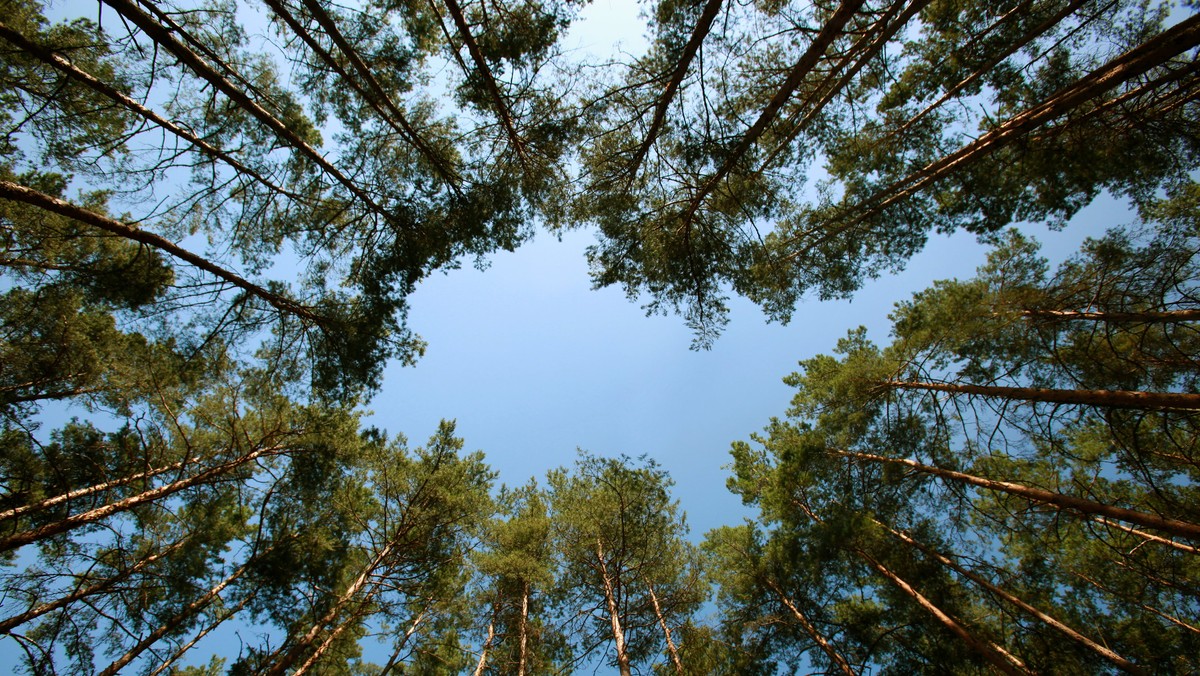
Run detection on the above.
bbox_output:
[1,0,1197,672]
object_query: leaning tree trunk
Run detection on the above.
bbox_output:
[518,580,530,676]
[854,548,1031,676]
[765,579,856,676]
[831,449,1200,541]
[645,580,685,676]
[877,519,1146,674]
[596,539,633,676]
[884,379,1200,411]
[1019,308,1200,324]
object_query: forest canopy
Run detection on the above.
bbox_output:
[1,0,1198,672]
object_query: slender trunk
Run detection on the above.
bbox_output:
[682,0,866,226]
[473,591,500,676]
[786,13,1200,259]
[260,0,458,188]
[645,581,684,676]
[765,579,856,676]
[624,0,724,179]
[98,560,251,676]
[596,539,632,676]
[0,180,325,325]
[517,580,529,676]
[0,20,303,202]
[757,0,932,173]
[855,548,1030,675]
[880,520,1145,674]
[832,449,1200,541]
[98,0,390,217]
[440,0,527,162]
[0,535,190,633]
[265,540,397,676]
[378,607,429,676]
[0,444,289,553]
[1091,516,1199,554]
[0,455,198,523]
[147,590,254,676]
[1071,570,1200,634]
[1020,308,1200,324]
[886,379,1200,411]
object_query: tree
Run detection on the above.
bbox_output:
[716,200,1200,672]
[547,452,707,675]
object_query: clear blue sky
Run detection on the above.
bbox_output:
[363,0,1124,541]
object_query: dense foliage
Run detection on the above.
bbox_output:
[1,0,1196,672]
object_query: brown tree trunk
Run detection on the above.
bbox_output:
[0,180,325,325]
[645,581,685,676]
[624,0,725,179]
[1020,308,1200,324]
[147,591,254,676]
[596,539,633,676]
[0,535,190,633]
[879,520,1146,674]
[98,0,389,216]
[378,608,429,675]
[1090,516,1199,554]
[0,455,198,524]
[832,449,1200,541]
[474,596,498,676]
[265,540,397,676]
[98,560,251,676]
[765,579,856,676]
[885,379,1200,411]
[855,548,1030,675]
[0,19,303,202]
[517,580,530,676]
[0,444,289,553]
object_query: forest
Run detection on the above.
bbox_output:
[0,0,1198,672]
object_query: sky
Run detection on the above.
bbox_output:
[363,0,1127,541]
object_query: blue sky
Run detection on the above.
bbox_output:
[362,0,1128,541]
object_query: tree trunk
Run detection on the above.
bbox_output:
[378,608,429,676]
[596,539,632,676]
[855,548,1030,676]
[0,180,325,325]
[832,449,1200,541]
[879,520,1146,674]
[766,579,856,676]
[0,455,198,524]
[623,0,724,179]
[0,19,303,203]
[98,0,390,216]
[147,591,254,676]
[473,596,498,676]
[0,535,190,633]
[265,540,397,676]
[0,444,289,553]
[517,580,530,676]
[645,581,685,676]
[1090,516,1199,554]
[1070,570,1200,635]
[884,379,1200,411]
[1020,308,1200,324]
[98,560,251,676]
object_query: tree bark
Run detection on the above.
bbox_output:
[0,180,326,325]
[0,444,289,553]
[885,379,1200,411]
[855,548,1030,676]
[832,449,1200,541]
[645,580,685,676]
[0,455,198,524]
[765,579,856,676]
[517,580,530,676]
[265,540,397,676]
[624,0,724,180]
[0,535,190,634]
[473,596,498,676]
[98,560,251,676]
[596,539,632,676]
[98,0,390,217]
[879,520,1146,674]
[0,19,304,203]
[1020,308,1200,324]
